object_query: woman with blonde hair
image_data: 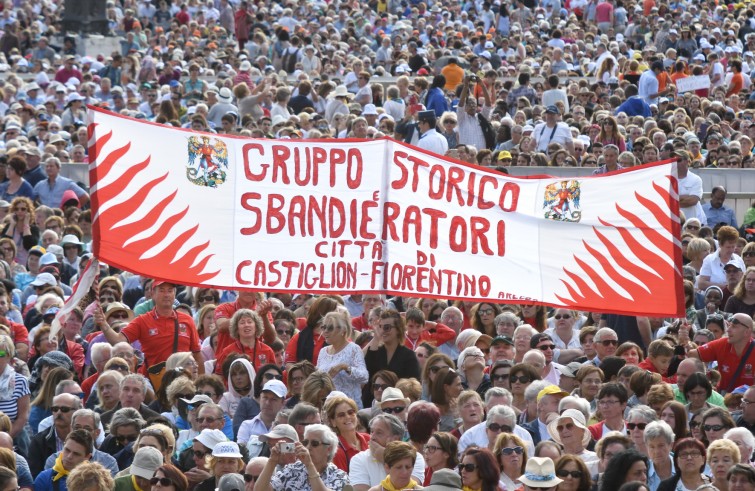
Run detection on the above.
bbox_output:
[686,237,711,274]
[317,311,369,408]
[301,371,335,410]
[325,395,369,472]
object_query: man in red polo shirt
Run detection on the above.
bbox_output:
[214,290,275,354]
[98,280,204,376]
[690,313,755,393]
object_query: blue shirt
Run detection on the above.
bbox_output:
[34,468,69,491]
[647,456,675,491]
[33,176,87,209]
[615,96,652,117]
[0,180,34,202]
[702,202,737,228]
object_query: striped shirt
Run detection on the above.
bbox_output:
[0,373,30,421]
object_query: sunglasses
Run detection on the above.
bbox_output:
[196,416,221,424]
[200,295,215,302]
[627,422,647,430]
[380,324,395,332]
[689,421,701,428]
[492,373,510,381]
[193,449,209,458]
[557,470,584,479]
[263,373,283,380]
[510,375,530,384]
[116,434,138,443]
[703,424,725,432]
[429,365,448,374]
[150,477,175,486]
[0,350,7,358]
[459,463,478,472]
[538,344,556,351]
[373,383,389,391]
[244,474,259,483]
[600,339,618,346]
[487,423,513,433]
[729,318,749,328]
[52,406,73,413]
[500,446,523,455]
[110,364,130,372]
[382,406,405,414]
[302,439,328,448]
[276,329,293,336]
[554,314,571,320]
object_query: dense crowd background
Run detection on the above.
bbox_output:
[0,0,752,491]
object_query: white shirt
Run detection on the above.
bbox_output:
[700,252,746,285]
[533,122,572,154]
[238,415,272,446]
[458,421,535,455]
[349,448,425,486]
[417,128,449,156]
[541,89,570,113]
[678,171,706,223]
[638,70,660,104]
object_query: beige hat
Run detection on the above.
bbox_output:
[518,457,564,488]
[378,387,410,408]
[547,408,591,447]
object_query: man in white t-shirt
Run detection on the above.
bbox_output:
[675,150,706,224]
[533,106,574,157]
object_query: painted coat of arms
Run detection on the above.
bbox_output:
[187,135,229,187]
[543,180,582,222]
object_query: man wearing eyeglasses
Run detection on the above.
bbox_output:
[28,393,81,478]
[589,327,619,367]
[689,313,755,393]
[244,456,268,491]
[735,386,755,433]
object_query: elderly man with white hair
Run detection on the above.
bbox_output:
[590,327,619,366]
[458,401,535,455]
[438,306,463,359]
[257,423,348,491]
[244,456,268,490]
[724,427,755,465]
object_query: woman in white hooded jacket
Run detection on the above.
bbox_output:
[219,357,256,419]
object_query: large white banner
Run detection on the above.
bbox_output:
[88,107,685,316]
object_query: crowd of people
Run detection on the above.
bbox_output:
[0,0,751,491]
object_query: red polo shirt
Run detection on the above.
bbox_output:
[698,337,755,391]
[214,340,276,376]
[122,308,201,375]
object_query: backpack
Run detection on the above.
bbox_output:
[477,113,496,150]
[281,48,300,74]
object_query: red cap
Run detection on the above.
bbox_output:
[152,280,175,288]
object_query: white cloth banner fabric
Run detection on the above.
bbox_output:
[87,107,685,317]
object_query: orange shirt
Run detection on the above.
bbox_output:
[727,72,744,97]
[442,64,465,91]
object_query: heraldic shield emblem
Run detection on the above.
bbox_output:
[187,135,229,188]
[543,180,582,222]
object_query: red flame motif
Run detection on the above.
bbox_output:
[555,177,684,317]
[88,123,220,285]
